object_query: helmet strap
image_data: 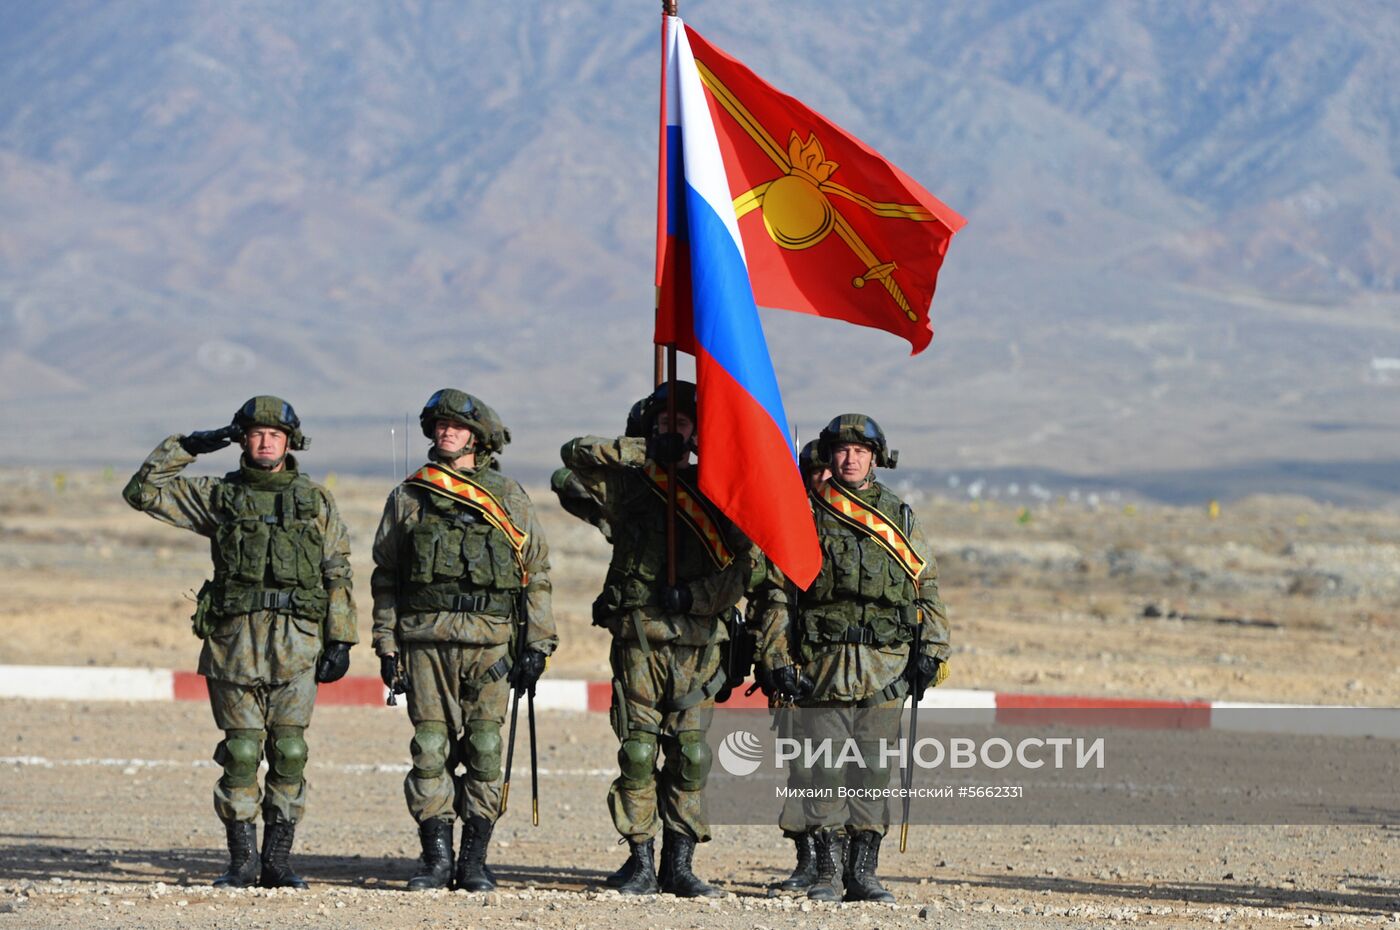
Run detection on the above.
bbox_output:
[240,452,288,474]
[430,443,476,467]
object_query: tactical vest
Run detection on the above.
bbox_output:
[799,483,916,650]
[595,471,723,618]
[209,474,328,620]
[399,486,523,616]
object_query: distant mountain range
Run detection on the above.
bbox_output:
[3,0,1399,504]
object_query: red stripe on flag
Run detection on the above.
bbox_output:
[695,345,820,589]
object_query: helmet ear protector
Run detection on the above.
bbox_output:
[624,397,650,438]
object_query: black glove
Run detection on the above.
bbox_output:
[315,641,352,684]
[769,665,815,703]
[911,654,945,694]
[379,654,399,689]
[658,584,694,614]
[510,649,548,694]
[179,424,242,456]
[646,432,689,466]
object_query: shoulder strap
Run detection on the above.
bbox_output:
[641,463,735,570]
[813,479,926,580]
[405,463,530,580]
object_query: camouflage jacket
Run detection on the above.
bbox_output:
[370,456,556,657]
[559,436,754,646]
[753,480,950,704]
[122,436,357,686]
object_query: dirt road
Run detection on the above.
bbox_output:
[1,700,1396,929]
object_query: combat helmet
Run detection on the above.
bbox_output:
[233,395,308,450]
[798,439,826,480]
[418,388,511,454]
[817,413,897,468]
[639,380,698,436]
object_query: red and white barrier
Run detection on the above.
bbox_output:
[3,665,1392,738]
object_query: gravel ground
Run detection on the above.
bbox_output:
[1,700,1396,930]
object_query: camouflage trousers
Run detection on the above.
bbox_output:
[800,699,903,836]
[207,668,317,825]
[402,641,512,824]
[771,704,815,836]
[607,639,724,843]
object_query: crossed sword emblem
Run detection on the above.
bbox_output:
[695,61,937,323]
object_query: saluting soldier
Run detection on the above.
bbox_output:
[123,396,357,889]
[558,382,754,897]
[371,389,555,892]
[753,414,950,903]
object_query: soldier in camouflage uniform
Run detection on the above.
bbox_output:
[758,440,830,892]
[123,396,357,890]
[371,389,556,892]
[558,381,753,897]
[753,414,950,903]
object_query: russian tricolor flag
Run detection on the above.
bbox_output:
[654,16,821,589]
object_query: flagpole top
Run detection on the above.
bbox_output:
[662,0,677,16]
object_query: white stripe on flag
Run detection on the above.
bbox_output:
[672,16,748,264]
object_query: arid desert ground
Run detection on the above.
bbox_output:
[1,468,1396,928]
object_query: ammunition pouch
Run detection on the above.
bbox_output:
[721,608,756,692]
[191,580,216,639]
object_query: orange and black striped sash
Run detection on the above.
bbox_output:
[813,479,926,580]
[642,463,735,570]
[406,463,529,577]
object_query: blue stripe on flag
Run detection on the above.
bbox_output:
[666,126,686,239]
[683,181,794,459]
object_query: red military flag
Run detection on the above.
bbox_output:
[657,25,966,355]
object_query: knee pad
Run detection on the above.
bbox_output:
[669,730,712,792]
[266,726,308,784]
[410,721,451,780]
[617,732,658,789]
[463,720,502,783]
[215,729,264,788]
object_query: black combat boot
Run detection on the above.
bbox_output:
[258,820,309,889]
[843,830,895,902]
[774,830,817,892]
[604,839,643,888]
[453,815,496,892]
[614,838,659,895]
[806,829,846,902]
[658,829,722,898]
[212,820,259,888]
[407,818,454,891]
